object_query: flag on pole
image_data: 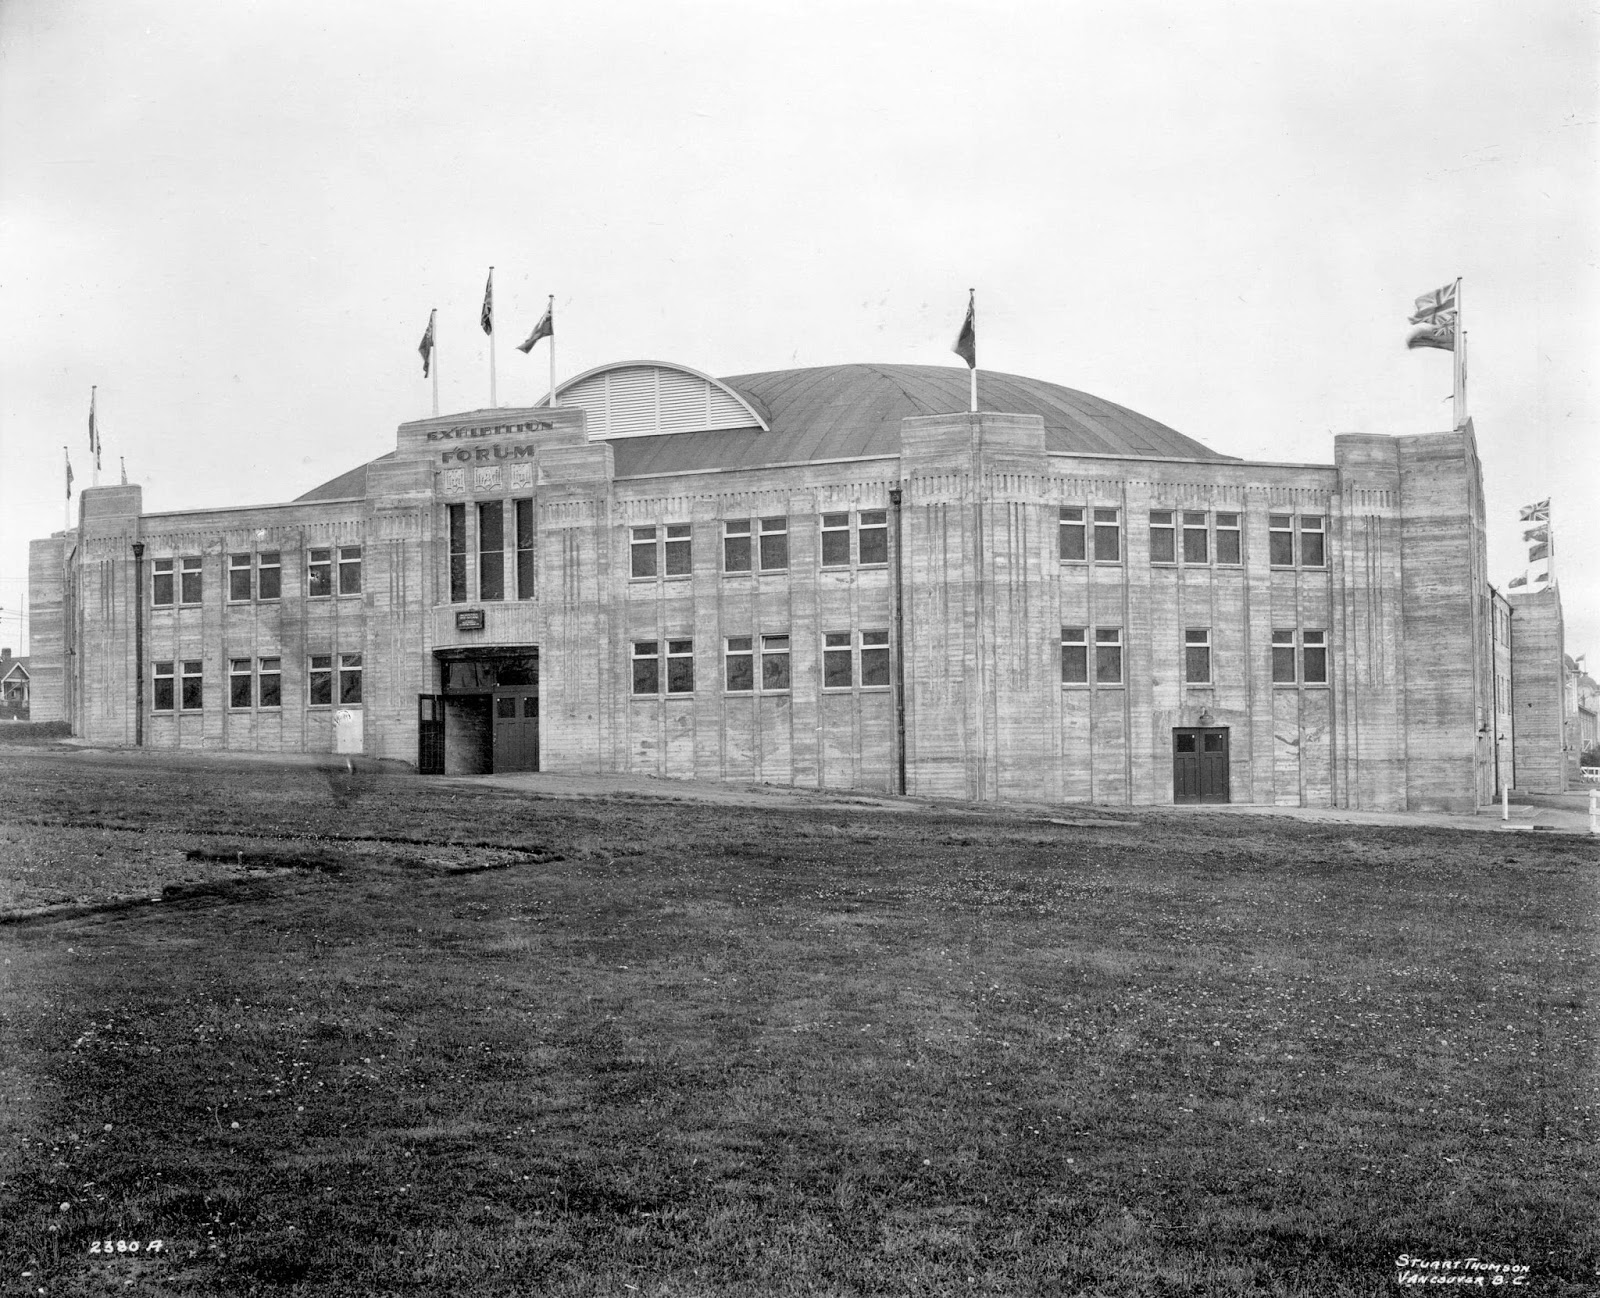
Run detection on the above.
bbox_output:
[1528,542,1549,562]
[1519,499,1550,522]
[120,456,127,486]
[952,290,976,368]
[1405,281,1457,351]
[480,270,494,335]
[418,311,436,377]
[517,304,553,354]
[65,451,74,498]
[1508,574,1528,589]
[1522,525,1548,544]
[88,387,100,470]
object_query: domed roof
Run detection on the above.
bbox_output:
[608,363,1230,477]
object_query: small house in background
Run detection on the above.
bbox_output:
[0,648,29,720]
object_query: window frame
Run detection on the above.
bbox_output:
[228,554,253,603]
[631,640,660,695]
[1149,511,1176,565]
[1059,507,1087,563]
[1302,630,1328,683]
[258,552,282,601]
[229,657,253,709]
[1061,628,1089,685]
[1094,627,1124,685]
[258,657,282,709]
[180,660,203,710]
[153,660,175,711]
[666,639,694,694]
[820,513,852,568]
[338,545,363,597]
[822,630,853,688]
[308,548,334,599]
[1300,515,1326,568]
[724,635,754,691]
[1271,629,1297,684]
[1268,514,1295,567]
[1214,514,1241,566]
[477,502,503,601]
[723,520,752,574]
[1092,509,1121,564]
[857,511,888,566]
[1184,628,1212,685]
[308,654,334,707]
[339,652,363,705]
[760,633,791,691]
[758,517,789,572]
[514,498,535,599]
[631,526,659,579]
[152,558,174,607]
[179,556,203,605]
[448,504,468,603]
[1182,512,1209,565]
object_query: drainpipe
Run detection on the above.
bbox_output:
[890,487,907,796]
[131,541,144,746]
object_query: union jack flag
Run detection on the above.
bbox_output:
[1405,280,1457,352]
[1519,500,1550,522]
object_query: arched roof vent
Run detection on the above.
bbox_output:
[538,361,769,441]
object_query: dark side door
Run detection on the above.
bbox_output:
[1173,727,1230,803]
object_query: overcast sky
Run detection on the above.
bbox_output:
[2,0,1595,656]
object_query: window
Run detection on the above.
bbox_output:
[153,661,174,711]
[1215,514,1241,565]
[1095,628,1123,684]
[759,517,788,571]
[1269,515,1294,567]
[667,639,694,693]
[308,549,333,598]
[861,630,890,686]
[478,503,503,601]
[229,658,252,708]
[1061,628,1088,684]
[633,524,692,579]
[1149,511,1176,564]
[632,641,660,695]
[259,657,282,708]
[181,660,203,710]
[448,504,468,602]
[514,499,535,599]
[1272,629,1296,683]
[823,632,852,687]
[1300,515,1325,567]
[725,636,754,691]
[821,514,851,567]
[1093,509,1121,563]
[309,654,333,706]
[180,557,202,604]
[1059,508,1086,562]
[1302,630,1328,683]
[723,520,751,573]
[761,634,791,690]
[858,511,888,565]
[1182,513,1209,564]
[153,559,174,606]
[258,552,281,601]
[664,524,691,577]
[631,527,658,578]
[339,546,363,596]
[229,554,252,602]
[1184,628,1211,684]
[339,653,362,704]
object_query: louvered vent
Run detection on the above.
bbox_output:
[555,363,765,440]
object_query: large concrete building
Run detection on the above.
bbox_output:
[28,361,1520,811]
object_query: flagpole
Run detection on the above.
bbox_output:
[487,267,497,409]
[1453,277,1464,429]
[64,446,71,531]
[90,386,100,488]
[969,288,978,413]
[430,310,440,416]
[548,295,557,408]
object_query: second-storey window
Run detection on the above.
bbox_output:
[723,520,752,572]
[308,655,333,706]
[229,554,252,602]
[259,657,282,708]
[1269,515,1295,566]
[1095,628,1123,683]
[1184,629,1211,683]
[823,631,853,686]
[308,549,333,598]
[759,517,788,571]
[339,546,363,596]
[1215,514,1241,565]
[180,557,202,604]
[181,660,203,709]
[858,511,888,565]
[514,499,535,599]
[1302,630,1328,682]
[725,636,754,691]
[632,641,660,694]
[664,524,691,576]
[667,639,694,693]
[153,661,175,710]
[229,658,253,708]
[760,634,791,690]
[258,552,281,600]
[1300,515,1326,567]
[1149,511,1176,564]
[448,504,468,602]
[1061,628,1088,683]
[339,653,362,704]
[1272,629,1297,682]
[821,514,851,567]
[152,559,174,606]
[861,630,890,685]
[478,504,502,601]
[631,527,658,578]
[1093,509,1121,562]
[1059,508,1086,562]
[1182,513,1209,564]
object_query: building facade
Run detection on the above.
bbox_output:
[28,362,1510,811]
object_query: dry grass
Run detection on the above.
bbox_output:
[0,749,1595,1296]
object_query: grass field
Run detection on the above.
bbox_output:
[1,749,1595,1296]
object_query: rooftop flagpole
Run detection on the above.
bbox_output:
[89,386,100,488]
[431,310,440,416]
[482,267,497,408]
[1453,276,1465,429]
[953,288,977,411]
[548,296,557,408]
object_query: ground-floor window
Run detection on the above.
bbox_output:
[309,655,333,706]
[340,653,363,704]
[153,661,175,711]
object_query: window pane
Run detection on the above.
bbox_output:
[1272,646,1297,683]
[497,697,517,718]
[153,677,174,711]
[515,499,536,599]
[632,538,658,578]
[664,533,691,576]
[1061,643,1087,684]
[229,560,252,601]
[1215,528,1241,565]
[759,532,788,571]
[761,635,790,690]
[448,505,468,602]
[725,647,753,692]
[1060,514,1086,562]
[724,533,751,572]
[523,696,538,717]
[1185,646,1211,683]
[340,664,362,705]
[478,504,503,601]
[339,547,362,595]
[1150,525,1175,564]
[308,549,332,597]
[861,644,889,687]
[181,673,203,710]
[824,647,852,688]
[153,569,173,605]
[1175,733,1197,753]
[821,529,850,567]
[1269,531,1294,566]
[1096,645,1122,683]
[230,673,251,709]
[1094,523,1120,562]
[1303,646,1328,683]
[858,514,888,565]
[1183,525,1208,564]
[667,655,694,694]
[1301,528,1325,567]
[1203,733,1226,752]
[181,561,202,603]
[259,669,281,709]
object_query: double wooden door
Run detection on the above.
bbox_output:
[1173,728,1230,803]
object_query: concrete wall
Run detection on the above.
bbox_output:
[1508,588,1568,792]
